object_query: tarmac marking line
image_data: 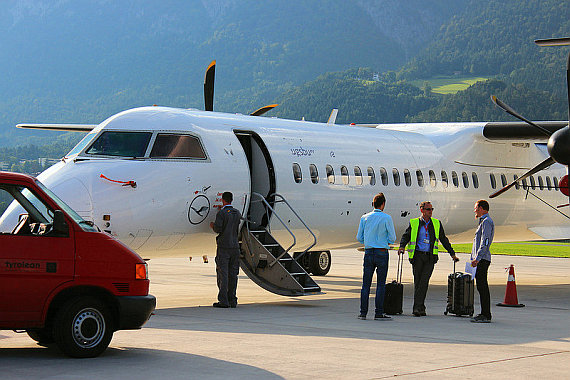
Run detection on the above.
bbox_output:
[373,350,570,378]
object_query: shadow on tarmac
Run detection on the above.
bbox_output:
[0,346,283,379]
[148,283,570,347]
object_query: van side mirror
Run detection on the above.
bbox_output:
[53,210,69,236]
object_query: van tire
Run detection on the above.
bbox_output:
[53,296,113,358]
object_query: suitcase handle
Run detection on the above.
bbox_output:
[395,249,403,283]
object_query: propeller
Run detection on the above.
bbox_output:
[489,38,570,205]
[203,60,216,112]
[202,60,277,116]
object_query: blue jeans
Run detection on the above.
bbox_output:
[360,248,389,316]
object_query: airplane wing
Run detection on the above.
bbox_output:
[16,124,97,132]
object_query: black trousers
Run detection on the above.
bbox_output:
[216,247,240,306]
[411,251,435,313]
[475,259,491,319]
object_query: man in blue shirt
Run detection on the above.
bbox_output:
[471,199,494,323]
[356,193,396,320]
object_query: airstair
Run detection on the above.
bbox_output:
[239,193,321,296]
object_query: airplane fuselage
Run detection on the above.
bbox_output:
[9,107,562,259]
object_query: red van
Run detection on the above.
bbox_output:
[0,171,155,357]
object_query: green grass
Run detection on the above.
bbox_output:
[442,242,570,258]
[411,76,490,94]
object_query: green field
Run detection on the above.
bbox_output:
[442,241,570,258]
[411,76,490,94]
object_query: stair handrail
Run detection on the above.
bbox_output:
[251,192,296,264]
[269,193,317,263]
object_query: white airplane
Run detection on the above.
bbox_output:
[2,41,569,296]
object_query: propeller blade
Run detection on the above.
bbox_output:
[535,38,570,47]
[204,60,216,111]
[491,95,552,137]
[490,157,556,198]
[250,104,278,117]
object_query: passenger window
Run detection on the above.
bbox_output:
[150,134,207,159]
[392,168,400,186]
[462,172,469,188]
[521,178,528,190]
[538,176,544,190]
[472,172,479,188]
[293,163,302,183]
[553,177,559,190]
[326,165,335,184]
[501,174,507,187]
[309,164,319,184]
[429,170,437,187]
[452,171,459,187]
[441,170,448,188]
[367,167,376,186]
[416,170,424,187]
[379,167,388,186]
[529,176,536,190]
[341,166,349,185]
[546,176,552,190]
[354,166,363,186]
[513,174,520,190]
[404,169,412,187]
[86,131,152,157]
[490,174,496,189]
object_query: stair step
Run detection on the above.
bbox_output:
[263,243,280,247]
[290,272,306,276]
[302,286,321,291]
[279,257,293,261]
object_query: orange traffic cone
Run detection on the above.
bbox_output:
[497,264,525,307]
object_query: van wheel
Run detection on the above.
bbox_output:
[53,296,113,358]
[27,328,54,346]
[310,251,331,276]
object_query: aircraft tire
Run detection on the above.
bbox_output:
[53,296,113,358]
[310,251,331,276]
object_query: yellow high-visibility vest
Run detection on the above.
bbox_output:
[407,218,441,259]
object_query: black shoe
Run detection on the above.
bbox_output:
[420,312,427,316]
[357,314,366,320]
[413,311,422,317]
[374,314,391,320]
[471,314,491,323]
[230,304,237,308]
[213,302,229,308]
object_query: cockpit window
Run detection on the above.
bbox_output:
[86,131,152,157]
[150,134,207,159]
[66,131,98,157]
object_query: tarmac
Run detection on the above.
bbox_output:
[1,249,569,379]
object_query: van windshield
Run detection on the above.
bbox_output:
[86,131,152,158]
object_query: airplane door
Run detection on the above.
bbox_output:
[234,131,276,228]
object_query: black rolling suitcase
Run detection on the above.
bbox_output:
[383,252,403,315]
[444,261,474,317]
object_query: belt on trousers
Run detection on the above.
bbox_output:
[366,248,388,252]
[416,250,430,254]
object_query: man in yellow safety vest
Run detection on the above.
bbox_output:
[398,201,459,316]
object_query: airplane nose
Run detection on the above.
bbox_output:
[50,177,94,220]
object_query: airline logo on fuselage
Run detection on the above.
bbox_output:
[291,147,315,157]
